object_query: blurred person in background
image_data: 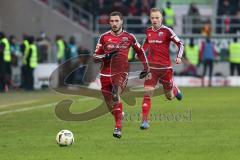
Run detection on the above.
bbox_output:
[25,36,38,90]
[20,33,30,90]
[73,46,90,85]
[10,35,20,57]
[9,35,21,89]
[64,36,78,85]
[217,0,234,33]
[200,36,217,87]
[180,38,200,77]
[187,2,201,34]
[163,1,176,29]
[229,37,240,76]
[37,31,51,63]
[98,9,109,25]
[201,19,212,36]
[110,1,127,16]
[55,35,66,64]
[128,0,138,16]
[140,0,151,31]
[55,35,66,87]
[140,0,151,15]
[66,36,78,59]
[230,10,240,33]
[0,32,11,91]
[0,33,6,92]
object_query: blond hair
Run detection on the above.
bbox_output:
[150,8,162,14]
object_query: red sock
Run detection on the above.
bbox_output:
[112,102,123,129]
[173,85,179,97]
[142,95,151,121]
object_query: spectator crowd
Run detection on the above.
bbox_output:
[0,31,90,92]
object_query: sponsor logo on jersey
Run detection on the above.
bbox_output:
[149,40,162,44]
[105,43,115,50]
[122,37,129,42]
[158,32,163,37]
[104,42,128,51]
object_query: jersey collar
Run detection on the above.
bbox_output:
[151,24,164,32]
[110,29,124,37]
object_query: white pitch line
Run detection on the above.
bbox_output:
[0,103,55,116]
[0,100,40,109]
[0,97,95,116]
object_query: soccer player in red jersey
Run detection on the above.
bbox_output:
[93,11,149,138]
[139,8,184,129]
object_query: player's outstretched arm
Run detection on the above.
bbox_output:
[168,27,184,64]
[172,36,184,64]
[93,51,117,62]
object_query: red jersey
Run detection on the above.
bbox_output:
[94,30,148,76]
[143,25,184,68]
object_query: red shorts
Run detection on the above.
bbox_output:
[100,73,128,98]
[144,68,174,91]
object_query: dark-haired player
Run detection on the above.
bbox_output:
[93,11,149,138]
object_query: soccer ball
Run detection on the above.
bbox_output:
[56,130,74,146]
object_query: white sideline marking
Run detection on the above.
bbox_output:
[0,103,55,116]
[0,100,40,109]
[0,97,94,116]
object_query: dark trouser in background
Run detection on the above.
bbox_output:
[4,62,12,89]
[0,75,5,92]
[0,62,6,92]
[230,62,240,76]
[202,59,214,86]
[20,65,27,89]
[25,66,34,90]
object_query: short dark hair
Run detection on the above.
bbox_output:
[109,11,123,20]
[28,36,35,44]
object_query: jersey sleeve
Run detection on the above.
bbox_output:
[168,28,184,58]
[94,35,104,55]
[130,34,149,70]
[93,35,105,61]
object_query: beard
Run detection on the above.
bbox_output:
[111,26,122,33]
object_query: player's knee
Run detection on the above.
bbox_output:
[144,86,154,97]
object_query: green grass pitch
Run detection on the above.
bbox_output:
[0,87,240,160]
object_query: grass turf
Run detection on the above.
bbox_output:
[0,87,239,160]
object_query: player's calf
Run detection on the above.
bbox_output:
[164,85,183,101]
[173,85,183,101]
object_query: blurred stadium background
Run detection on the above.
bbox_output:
[0,0,240,160]
[0,0,240,90]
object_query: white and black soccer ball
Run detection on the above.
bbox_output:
[56,130,74,146]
